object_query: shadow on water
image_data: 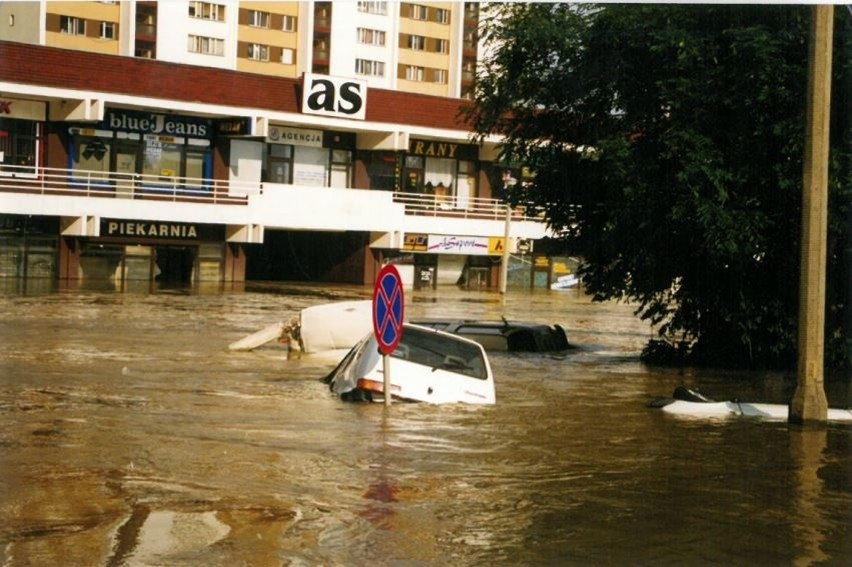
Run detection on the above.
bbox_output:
[0,280,849,565]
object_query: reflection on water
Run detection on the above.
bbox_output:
[0,282,850,565]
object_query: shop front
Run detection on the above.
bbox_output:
[67,108,214,194]
[401,138,480,205]
[264,124,355,187]
[0,214,58,279]
[401,232,507,289]
[0,96,46,174]
[63,219,230,288]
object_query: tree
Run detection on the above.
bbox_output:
[469,4,852,369]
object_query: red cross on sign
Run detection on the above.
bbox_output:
[373,264,405,355]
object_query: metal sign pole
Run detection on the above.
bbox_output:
[383,353,391,406]
[373,263,404,408]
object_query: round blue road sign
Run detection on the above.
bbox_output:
[373,264,405,355]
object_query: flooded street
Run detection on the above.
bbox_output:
[0,283,850,565]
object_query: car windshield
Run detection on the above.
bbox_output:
[392,326,487,380]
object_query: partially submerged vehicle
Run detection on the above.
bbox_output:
[229,300,372,359]
[410,318,571,352]
[231,299,571,357]
[650,386,852,422]
[325,323,496,404]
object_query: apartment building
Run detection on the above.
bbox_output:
[0,2,551,290]
[0,1,479,97]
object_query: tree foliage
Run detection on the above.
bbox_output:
[469,4,852,369]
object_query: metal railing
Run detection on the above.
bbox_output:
[391,191,543,222]
[0,165,253,205]
[0,164,545,222]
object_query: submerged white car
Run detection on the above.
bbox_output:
[325,323,496,405]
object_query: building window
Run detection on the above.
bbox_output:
[72,136,112,178]
[436,39,449,54]
[358,2,387,15]
[281,48,295,65]
[433,69,447,84]
[266,144,293,184]
[435,8,449,24]
[410,4,427,20]
[188,2,224,22]
[0,120,40,170]
[358,28,385,47]
[405,65,424,81]
[187,35,224,56]
[248,10,269,28]
[330,149,352,188]
[248,43,269,61]
[355,58,385,77]
[463,29,477,50]
[407,35,425,50]
[60,16,85,35]
[282,15,296,32]
[100,21,116,40]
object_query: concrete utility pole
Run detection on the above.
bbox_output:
[790,5,834,425]
[499,204,511,294]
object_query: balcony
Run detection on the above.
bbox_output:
[0,165,251,205]
[0,165,548,241]
[392,192,539,223]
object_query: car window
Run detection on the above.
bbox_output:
[393,326,487,379]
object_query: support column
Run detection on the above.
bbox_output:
[224,243,246,283]
[57,237,80,280]
[790,5,833,424]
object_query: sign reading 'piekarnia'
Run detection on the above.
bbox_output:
[301,73,367,121]
[103,220,199,239]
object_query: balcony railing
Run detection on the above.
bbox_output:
[0,165,545,223]
[0,165,253,205]
[392,192,542,223]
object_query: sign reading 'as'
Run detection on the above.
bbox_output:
[301,73,367,121]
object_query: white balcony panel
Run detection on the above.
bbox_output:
[252,184,406,232]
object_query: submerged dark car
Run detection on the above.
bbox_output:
[409,319,572,353]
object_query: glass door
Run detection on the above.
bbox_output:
[115,141,138,198]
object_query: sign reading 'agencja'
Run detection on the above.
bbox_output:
[301,73,367,121]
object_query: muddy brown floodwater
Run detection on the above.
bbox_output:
[0,282,850,566]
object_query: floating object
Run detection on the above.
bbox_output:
[550,274,579,290]
[228,322,285,351]
[650,386,852,422]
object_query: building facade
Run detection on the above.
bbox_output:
[0,2,549,290]
[0,1,480,98]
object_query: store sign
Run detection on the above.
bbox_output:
[402,233,428,252]
[427,235,491,255]
[0,98,47,120]
[301,73,367,120]
[104,220,200,239]
[102,109,211,138]
[517,239,533,254]
[215,117,251,136]
[267,125,323,147]
[409,138,478,161]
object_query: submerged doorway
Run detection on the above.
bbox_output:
[155,246,195,284]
